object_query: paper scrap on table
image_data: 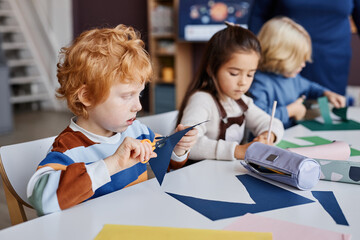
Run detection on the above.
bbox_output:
[277,136,360,157]
[318,96,333,124]
[166,174,314,221]
[224,213,351,240]
[332,107,348,121]
[312,191,349,226]
[300,97,360,130]
[287,141,351,161]
[94,224,272,240]
[300,119,360,131]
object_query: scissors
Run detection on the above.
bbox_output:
[140,136,168,163]
[140,120,209,164]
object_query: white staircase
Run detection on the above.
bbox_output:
[0,0,61,110]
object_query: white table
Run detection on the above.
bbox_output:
[1,108,360,239]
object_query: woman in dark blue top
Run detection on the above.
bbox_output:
[248,0,360,95]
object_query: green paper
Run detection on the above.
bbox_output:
[298,136,332,145]
[332,107,348,121]
[318,96,332,124]
[276,140,301,149]
[300,99,360,131]
[277,136,331,149]
[351,148,360,156]
[277,136,360,157]
[300,119,360,131]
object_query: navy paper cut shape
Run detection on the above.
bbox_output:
[149,121,207,185]
[167,174,314,221]
[312,191,349,226]
[349,166,360,182]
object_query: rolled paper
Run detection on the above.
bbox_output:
[287,141,351,161]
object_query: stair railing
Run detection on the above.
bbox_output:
[9,0,62,110]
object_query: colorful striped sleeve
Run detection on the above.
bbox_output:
[27,151,100,215]
[27,128,111,215]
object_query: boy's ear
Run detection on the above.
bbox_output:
[78,85,91,107]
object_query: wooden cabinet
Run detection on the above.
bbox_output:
[147,0,193,113]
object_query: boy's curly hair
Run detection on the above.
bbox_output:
[56,24,153,118]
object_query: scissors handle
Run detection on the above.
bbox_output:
[141,139,156,150]
[140,139,156,163]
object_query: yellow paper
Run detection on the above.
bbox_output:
[94,224,272,240]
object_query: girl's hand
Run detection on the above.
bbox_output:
[173,124,198,156]
[234,132,275,160]
[255,131,275,144]
[104,137,157,175]
[323,90,346,108]
[235,142,254,160]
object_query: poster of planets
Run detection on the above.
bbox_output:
[178,0,253,41]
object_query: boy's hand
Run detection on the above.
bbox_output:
[287,96,306,120]
[104,137,157,176]
[173,124,198,156]
[323,90,346,108]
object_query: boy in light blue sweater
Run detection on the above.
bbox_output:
[249,17,345,128]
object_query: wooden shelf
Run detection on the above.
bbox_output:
[147,0,193,114]
[151,33,175,39]
[157,79,175,84]
[155,52,175,57]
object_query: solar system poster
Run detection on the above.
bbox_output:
[178,0,254,41]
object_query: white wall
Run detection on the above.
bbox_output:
[11,0,73,110]
[33,0,73,49]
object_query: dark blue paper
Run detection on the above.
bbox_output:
[349,166,360,182]
[149,122,206,185]
[311,191,349,226]
[167,174,314,221]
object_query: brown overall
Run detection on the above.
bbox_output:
[212,96,248,141]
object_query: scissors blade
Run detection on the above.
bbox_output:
[154,136,168,149]
[153,119,209,150]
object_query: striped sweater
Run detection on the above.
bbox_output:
[27,118,188,215]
